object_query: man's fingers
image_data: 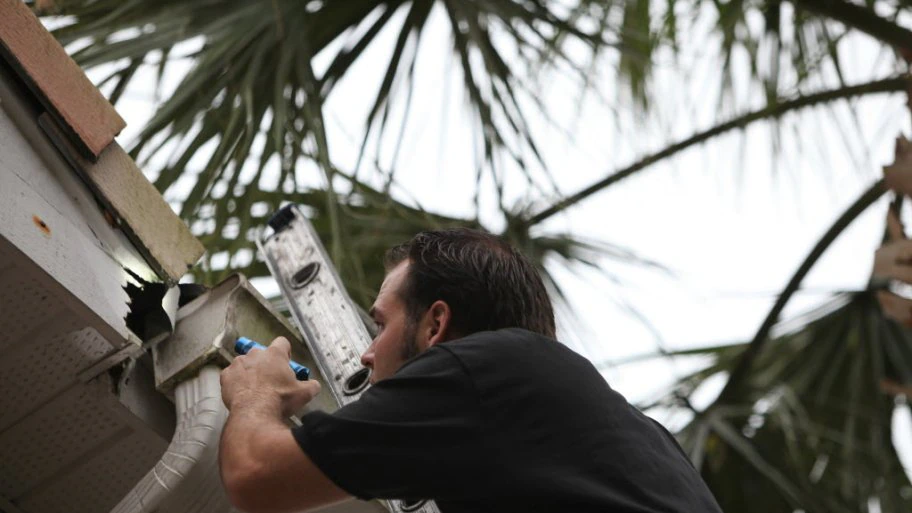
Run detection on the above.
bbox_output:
[877,291,912,327]
[884,135,912,195]
[269,336,292,358]
[881,378,912,397]
[284,380,322,415]
[303,379,321,399]
[874,239,912,281]
[890,265,912,284]
[887,210,906,242]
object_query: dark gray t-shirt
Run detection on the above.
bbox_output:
[292,328,722,513]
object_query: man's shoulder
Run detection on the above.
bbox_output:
[442,328,582,361]
[394,328,606,401]
[446,327,555,350]
[436,328,601,386]
[388,329,548,392]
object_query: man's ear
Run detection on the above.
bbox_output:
[420,300,454,349]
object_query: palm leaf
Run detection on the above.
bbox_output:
[646,183,912,512]
[668,293,912,513]
[528,79,905,225]
[38,0,614,230]
[36,0,908,234]
[191,166,660,320]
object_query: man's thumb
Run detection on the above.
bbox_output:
[269,336,293,358]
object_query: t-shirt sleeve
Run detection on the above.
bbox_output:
[291,346,485,501]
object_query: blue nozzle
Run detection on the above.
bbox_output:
[234,337,311,381]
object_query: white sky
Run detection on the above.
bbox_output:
[68,3,912,471]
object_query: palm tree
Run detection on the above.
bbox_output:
[32,0,912,510]
[638,178,912,512]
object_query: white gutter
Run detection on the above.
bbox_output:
[109,365,232,513]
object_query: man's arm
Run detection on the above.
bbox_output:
[219,337,350,513]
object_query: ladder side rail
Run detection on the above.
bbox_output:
[258,206,440,513]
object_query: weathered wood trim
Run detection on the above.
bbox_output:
[0,0,125,159]
[39,114,204,285]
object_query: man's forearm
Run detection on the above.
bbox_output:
[219,397,288,508]
[219,400,349,513]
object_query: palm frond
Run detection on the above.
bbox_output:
[190,171,478,306]
[666,293,912,513]
[649,182,912,512]
[192,167,658,317]
[528,77,905,225]
[793,0,912,50]
[35,0,912,280]
[719,179,888,402]
[39,0,615,227]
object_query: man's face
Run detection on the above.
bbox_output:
[361,261,421,383]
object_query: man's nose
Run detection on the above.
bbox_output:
[360,341,375,368]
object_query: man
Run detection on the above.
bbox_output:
[219,229,723,513]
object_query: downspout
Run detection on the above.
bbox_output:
[109,365,231,513]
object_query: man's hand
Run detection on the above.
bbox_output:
[873,211,912,283]
[874,211,912,327]
[884,135,912,196]
[875,290,912,327]
[218,337,348,513]
[220,337,321,417]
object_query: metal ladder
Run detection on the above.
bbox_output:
[258,205,440,513]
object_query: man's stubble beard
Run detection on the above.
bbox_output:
[400,318,422,362]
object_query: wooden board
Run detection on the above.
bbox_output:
[0,0,125,159]
[39,113,204,285]
[83,140,204,282]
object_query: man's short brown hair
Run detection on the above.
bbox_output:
[384,228,556,339]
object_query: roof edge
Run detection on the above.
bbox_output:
[39,113,204,285]
[0,0,125,160]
